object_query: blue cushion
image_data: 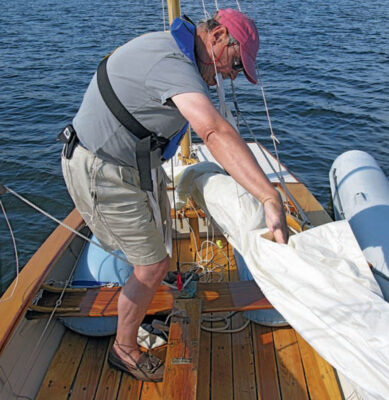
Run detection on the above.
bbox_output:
[61,235,133,336]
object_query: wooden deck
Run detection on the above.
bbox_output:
[37,230,342,399]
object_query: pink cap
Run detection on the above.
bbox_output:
[217,8,259,84]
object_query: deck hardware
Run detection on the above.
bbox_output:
[28,305,81,313]
[41,284,88,293]
[177,281,197,299]
[171,357,192,364]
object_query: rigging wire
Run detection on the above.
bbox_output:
[16,246,84,396]
[0,200,20,303]
[1,185,130,265]
[200,0,211,20]
[161,0,167,31]
[229,78,311,227]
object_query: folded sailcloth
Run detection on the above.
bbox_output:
[177,162,389,400]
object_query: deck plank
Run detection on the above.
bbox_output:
[273,327,309,400]
[69,336,109,400]
[162,299,202,399]
[116,374,142,400]
[197,329,211,400]
[139,381,164,400]
[36,329,87,400]
[94,337,122,400]
[231,313,257,400]
[296,333,343,400]
[211,243,234,400]
[211,329,233,400]
[252,324,280,400]
[229,259,257,400]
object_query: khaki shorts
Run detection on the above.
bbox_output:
[62,145,169,265]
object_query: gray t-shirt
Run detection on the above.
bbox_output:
[73,31,210,168]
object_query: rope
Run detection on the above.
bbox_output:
[201,311,250,333]
[185,198,230,282]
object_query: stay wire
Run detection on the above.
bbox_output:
[0,200,20,303]
[229,78,311,226]
[161,0,166,31]
[0,190,86,396]
[1,185,131,265]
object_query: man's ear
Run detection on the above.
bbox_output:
[210,25,228,45]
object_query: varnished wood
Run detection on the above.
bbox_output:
[70,336,109,400]
[170,208,207,219]
[27,280,272,319]
[296,333,343,400]
[34,174,343,399]
[0,209,84,355]
[188,216,200,261]
[36,329,88,400]
[273,327,309,400]
[94,336,122,399]
[252,325,281,400]
[229,266,257,400]
[285,183,332,227]
[116,374,142,400]
[139,381,164,400]
[197,329,211,400]
[211,327,233,400]
[211,247,233,400]
[162,299,202,400]
[231,313,257,400]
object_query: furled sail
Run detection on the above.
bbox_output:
[177,163,389,400]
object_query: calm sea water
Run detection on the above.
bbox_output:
[0,0,388,293]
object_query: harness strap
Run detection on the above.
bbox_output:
[97,56,162,191]
[97,57,151,139]
[136,136,153,191]
[95,25,191,191]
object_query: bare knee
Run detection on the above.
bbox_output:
[133,255,170,286]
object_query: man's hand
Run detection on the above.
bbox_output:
[263,195,288,244]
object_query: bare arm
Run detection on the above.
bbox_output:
[172,92,288,243]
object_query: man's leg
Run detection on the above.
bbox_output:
[113,255,170,365]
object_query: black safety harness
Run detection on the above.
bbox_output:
[58,55,169,192]
[59,16,196,192]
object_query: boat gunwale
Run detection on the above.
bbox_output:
[0,208,84,355]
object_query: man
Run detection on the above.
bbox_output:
[61,8,287,382]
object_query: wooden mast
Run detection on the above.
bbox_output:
[167,0,192,162]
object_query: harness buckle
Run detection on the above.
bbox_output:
[58,124,79,160]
